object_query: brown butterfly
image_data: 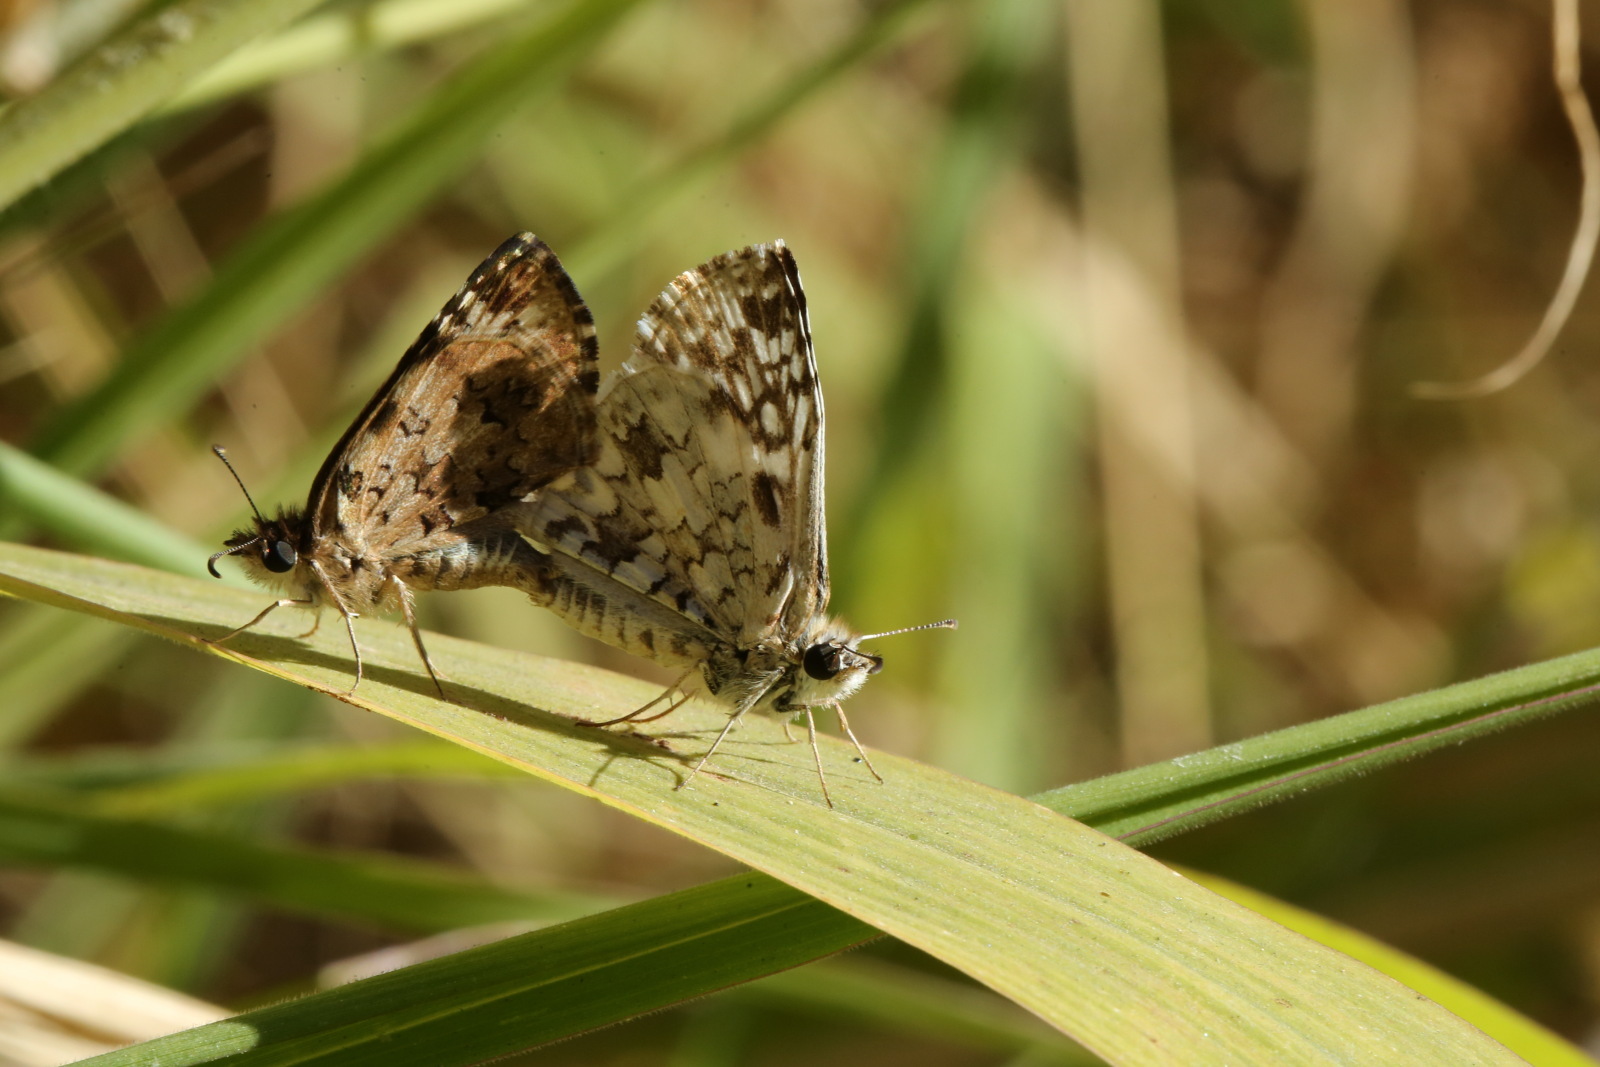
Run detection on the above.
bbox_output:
[208,233,598,693]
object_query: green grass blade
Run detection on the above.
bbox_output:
[0,0,328,213]
[1039,662,1600,847]
[0,440,212,575]
[83,741,520,816]
[0,543,1520,1064]
[836,0,1048,600]
[23,0,642,484]
[161,0,536,113]
[0,605,133,747]
[74,877,880,1067]
[0,785,607,932]
[1,739,506,793]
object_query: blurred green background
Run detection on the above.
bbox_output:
[2,0,1599,1060]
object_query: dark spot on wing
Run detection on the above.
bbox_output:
[584,521,643,576]
[752,471,782,529]
[397,406,429,437]
[369,398,400,435]
[544,516,588,545]
[617,425,664,481]
[339,466,364,498]
[765,559,790,595]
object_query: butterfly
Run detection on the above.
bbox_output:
[208,233,599,694]
[513,241,953,804]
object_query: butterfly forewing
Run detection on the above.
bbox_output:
[309,234,599,553]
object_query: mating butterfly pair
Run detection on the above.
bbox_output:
[209,235,952,803]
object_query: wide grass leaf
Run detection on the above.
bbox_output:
[0,543,1516,1064]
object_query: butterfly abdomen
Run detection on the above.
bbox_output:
[520,546,715,671]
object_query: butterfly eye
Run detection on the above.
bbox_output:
[802,643,841,681]
[263,540,298,573]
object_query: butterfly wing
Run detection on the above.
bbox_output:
[521,241,827,655]
[305,234,599,557]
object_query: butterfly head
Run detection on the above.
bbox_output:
[797,635,883,703]
[211,513,304,581]
[207,445,308,588]
[787,617,958,706]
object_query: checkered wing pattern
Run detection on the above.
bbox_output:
[522,242,828,658]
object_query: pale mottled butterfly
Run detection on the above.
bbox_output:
[209,234,598,693]
[514,241,953,804]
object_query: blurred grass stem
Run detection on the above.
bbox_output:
[1064,0,1212,763]
[1256,0,1414,457]
[1411,0,1600,399]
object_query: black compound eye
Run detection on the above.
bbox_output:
[263,539,297,573]
[803,643,841,681]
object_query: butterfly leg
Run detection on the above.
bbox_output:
[803,706,833,809]
[293,610,324,640]
[393,580,446,699]
[781,716,798,743]
[580,669,695,727]
[339,608,364,694]
[212,598,313,645]
[307,560,366,694]
[831,701,883,783]
[679,706,751,792]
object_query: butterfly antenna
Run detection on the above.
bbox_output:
[212,445,270,524]
[207,537,259,579]
[855,619,958,644]
[208,445,271,580]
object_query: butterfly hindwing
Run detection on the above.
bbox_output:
[523,242,826,654]
[633,241,827,641]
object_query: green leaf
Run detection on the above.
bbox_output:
[1180,869,1597,1067]
[0,543,1519,1064]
